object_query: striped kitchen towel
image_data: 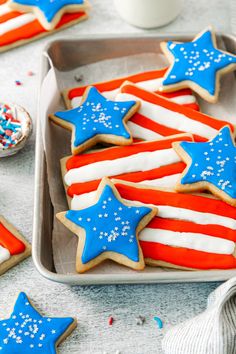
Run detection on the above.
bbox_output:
[162,277,236,354]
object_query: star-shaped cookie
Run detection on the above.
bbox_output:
[57,178,157,273]
[0,292,76,353]
[173,126,236,206]
[8,0,90,30]
[160,27,236,103]
[50,86,140,155]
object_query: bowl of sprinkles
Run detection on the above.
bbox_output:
[0,102,32,157]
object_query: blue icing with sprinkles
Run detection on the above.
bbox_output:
[0,292,74,353]
[179,126,236,199]
[66,184,152,263]
[54,87,136,147]
[12,0,85,22]
[163,29,236,95]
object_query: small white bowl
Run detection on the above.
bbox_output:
[0,103,32,158]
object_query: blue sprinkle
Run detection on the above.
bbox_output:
[154,316,163,329]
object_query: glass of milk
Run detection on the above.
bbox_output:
[114,0,182,29]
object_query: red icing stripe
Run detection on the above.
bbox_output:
[115,183,236,220]
[0,222,25,255]
[148,217,236,242]
[140,241,236,270]
[67,162,185,197]
[66,135,193,170]
[0,12,86,47]
[121,84,235,135]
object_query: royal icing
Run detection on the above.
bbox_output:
[68,69,199,111]
[0,222,25,255]
[161,28,236,97]
[11,0,85,23]
[64,136,192,198]
[117,83,235,142]
[0,292,74,352]
[178,126,236,199]
[65,183,152,264]
[64,149,179,186]
[54,86,137,150]
[0,0,86,50]
[0,246,10,265]
[113,182,236,270]
[139,228,235,255]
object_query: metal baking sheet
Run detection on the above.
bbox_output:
[33,33,236,285]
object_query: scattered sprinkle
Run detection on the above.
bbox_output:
[27,71,35,76]
[136,315,145,325]
[15,80,22,86]
[74,74,84,82]
[154,316,163,329]
[108,316,114,326]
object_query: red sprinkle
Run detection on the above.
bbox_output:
[5,129,13,136]
[15,80,22,86]
[108,316,114,326]
[27,71,35,76]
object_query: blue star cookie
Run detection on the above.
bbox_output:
[0,292,76,353]
[173,126,236,206]
[56,178,157,272]
[9,0,89,30]
[50,86,140,155]
[160,27,236,103]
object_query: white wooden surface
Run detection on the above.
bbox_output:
[0,0,233,353]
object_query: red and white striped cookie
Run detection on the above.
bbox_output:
[116,83,235,142]
[72,181,236,270]
[63,69,200,111]
[61,134,193,201]
[0,215,31,275]
[0,0,88,52]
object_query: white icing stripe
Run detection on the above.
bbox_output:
[127,121,162,141]
[140,174,181,188]
[0,13,36,36]
[71,192,236,230]
[65,149,180,185]
[170,95,197,105]
[0,4,11,16]
[139,228,235,255]
[0,246,10,264]
[116,93,217,139]
[70,77,197,108]
[158,206,236,230]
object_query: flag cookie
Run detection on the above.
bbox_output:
[8,0,90,30]
[63,69,199,111]
[173,126,236,207]
[160,27,236,103]
[61,134,194,204]
[50,86,140,155]
[0,0,88,53]
[0,216,31,276]
[116,82,235,142]
[57,178,157,273]
[107,180,236,271]
[0,292,76,353]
